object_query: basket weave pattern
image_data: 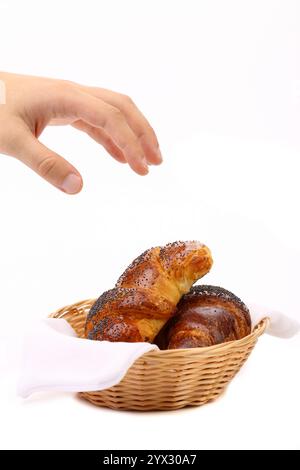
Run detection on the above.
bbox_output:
[50,299,268,411]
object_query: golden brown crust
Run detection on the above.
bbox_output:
[85,241,213,343]
[116,247,160,289]
[85,287,173,342]
[87,314,143,342]
[165,285,251,349]
[159,241,213,295]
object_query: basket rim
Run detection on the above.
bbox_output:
[50,298,269,358]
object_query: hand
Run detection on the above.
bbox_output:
[0,72,162,194]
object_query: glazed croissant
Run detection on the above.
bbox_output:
[85,241,213,342]
[161,285,251,349]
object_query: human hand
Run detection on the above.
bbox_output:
[0,72,162,194]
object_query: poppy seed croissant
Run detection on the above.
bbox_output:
[85,241,213,342]
[164,285,251,349]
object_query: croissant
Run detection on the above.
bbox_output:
[85,241,213,342]
[161,285,251,349]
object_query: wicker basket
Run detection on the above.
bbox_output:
[50,299,268,411]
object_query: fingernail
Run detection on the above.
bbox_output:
[156,147,163,164]
[141,160,149,174]
[61,173,82,194]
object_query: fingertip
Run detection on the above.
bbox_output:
[145,147,163,166]
[127,155,149,176]
[140,166,149,175]
[134,164,149,176]
[60,173,83,194]
[140,159,149,175]
[153,148,163,165]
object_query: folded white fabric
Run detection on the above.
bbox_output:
[17,305,299,398]
[17,319,158,398]
[248,303,300,339]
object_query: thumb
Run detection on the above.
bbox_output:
[16,132,83,194]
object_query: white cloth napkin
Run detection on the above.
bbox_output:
[17,305,299,398]
[17,319,158,398]
[248,303,300,338]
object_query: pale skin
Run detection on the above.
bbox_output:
[0,72,162,194]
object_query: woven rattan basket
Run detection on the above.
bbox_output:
[50,299,268,411]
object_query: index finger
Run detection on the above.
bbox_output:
[69,90,149,176]
[82,86,163,166]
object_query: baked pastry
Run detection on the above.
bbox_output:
[161,285,251,349]
[85,241,213,342]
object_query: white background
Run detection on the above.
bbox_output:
[0,0,299,450]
